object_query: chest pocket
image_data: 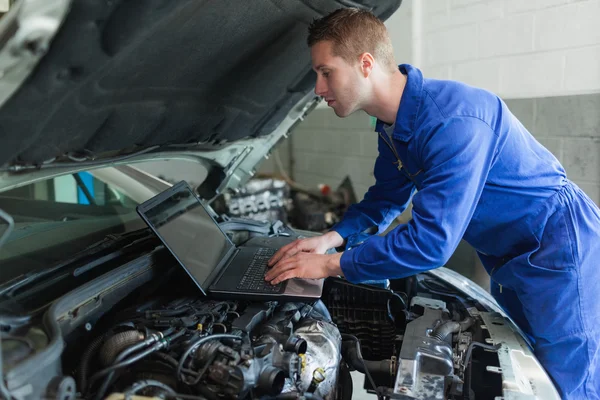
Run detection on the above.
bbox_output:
[378,132,425,188]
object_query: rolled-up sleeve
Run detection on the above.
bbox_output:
[340,117,499,283]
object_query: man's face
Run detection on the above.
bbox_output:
[311,41,365,117]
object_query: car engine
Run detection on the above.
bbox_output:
[1,239,503,400]
[74,299,342,400]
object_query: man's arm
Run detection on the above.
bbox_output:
[340,117,499,283]
[267,132,414,270]
[330,133,415,243]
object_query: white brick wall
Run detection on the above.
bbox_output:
[289,110,378,199]
[417,0,600,98]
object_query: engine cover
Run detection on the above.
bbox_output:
[394,296,453,399]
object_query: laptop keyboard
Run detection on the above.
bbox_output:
[237,248,285,293]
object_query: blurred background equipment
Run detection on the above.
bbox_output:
[212,175,357,233]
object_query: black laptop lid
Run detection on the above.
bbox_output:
[138,182,235,291]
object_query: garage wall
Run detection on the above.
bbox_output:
[421,0,600,98]
[420,0,600,203]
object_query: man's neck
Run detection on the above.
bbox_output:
[363,70,406,125]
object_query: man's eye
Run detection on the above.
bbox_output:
[323,72,330,78]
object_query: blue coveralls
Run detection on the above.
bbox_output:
[332,64,600,399]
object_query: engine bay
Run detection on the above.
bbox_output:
[0,228,505,400]
[61,281,500,400]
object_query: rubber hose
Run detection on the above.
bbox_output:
[338,363,353,400]
[78,334,107,392]
[99,330,144,366]
[345,345,393,375]
[432,317,474,342]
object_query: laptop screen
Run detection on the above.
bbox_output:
[141,184,234,289]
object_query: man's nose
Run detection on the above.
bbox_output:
[314,76,327,97]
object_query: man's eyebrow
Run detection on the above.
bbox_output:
[313,64,328,71]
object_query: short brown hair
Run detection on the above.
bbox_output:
[307,8,397,72]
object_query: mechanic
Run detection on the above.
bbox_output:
[265,8,600,399]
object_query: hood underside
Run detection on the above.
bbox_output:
[0,0,400,171]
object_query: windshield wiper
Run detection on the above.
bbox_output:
[0,228,158,298]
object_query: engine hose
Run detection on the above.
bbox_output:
[78,334,107,392]
[338,363,353,400]
[91,329,185,400]
[345,345,393,375]
[432,317,474,342]
[98,330,144,366]
[341,334,383,400]
[152,352,199,377]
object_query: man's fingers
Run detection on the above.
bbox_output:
[271,270,298,285]
[268,241,302,266]
[264,257,297,281]
[268,244,293,266]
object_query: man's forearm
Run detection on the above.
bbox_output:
[323,230,344,249]
[326,252,343,277]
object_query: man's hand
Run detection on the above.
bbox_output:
[267,231,344,267]
[265,252,343,285]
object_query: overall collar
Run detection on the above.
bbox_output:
[374,64,424,141]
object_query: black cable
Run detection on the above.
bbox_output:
[462,341,501,400]
[176,334,241,384]
[152,352,199,377]
[386,299,395,323]
[387,292,408,324]
[341,334,383,400]
[390,291,408,310]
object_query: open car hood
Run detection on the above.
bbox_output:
[0,0,401,195]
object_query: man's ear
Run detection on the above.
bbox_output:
[359,52,375,78]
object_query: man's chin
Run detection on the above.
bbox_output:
[333,106,356,118]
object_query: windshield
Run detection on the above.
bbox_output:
[0,169,149,287]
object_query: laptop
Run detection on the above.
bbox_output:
[136,181,324,300]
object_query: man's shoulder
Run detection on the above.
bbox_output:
[419,78,503,128]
